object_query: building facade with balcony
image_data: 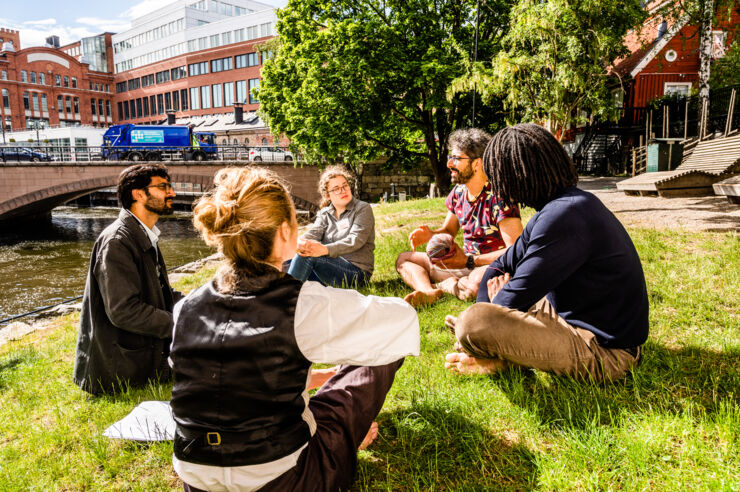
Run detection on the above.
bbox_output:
[112,0,279,142]
[0,28,115,140]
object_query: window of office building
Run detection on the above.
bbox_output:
[248,78,260,104]
[180,88,189,110]
[236,80,247,104]
[141,74,154,87]
[157,94,164,114]
[223,82,234,106]
[41,94,48,112]
[1,70,7,80]
[156,70,170,84]
[190,87,199,110]
[63,76,69,88]
[234,28,244,42]
[210,34,220,48]
[23,91,30,110]
[65,96,72,114]
[98,99,104,117]
[129,100,136,119]
[57,95,63,113]
[128,78,140,90]
[187,39,197,52]
[4,117,11,132]
[55,74,61,86]
[74,97,80,114]
[143,96,149,117]
[116,81,127,93]
[236,52,259,68]
[188,62,209,76]
[173,90,180,111]
[91,98,97,115]
[1,89,9,108]
[39,73,45,85]
[150,95,157,115]
[21,70,28,83]
[171,66,187,80]
[165,92,172,111]
[72,77,78,88]
[123,100,130,119]
[246,26,258,40]
[200,86,210,109]
[260,23,272,37]
[222,31,232,45]
[31,93,39,111]
[30,72,36,84]
[117,101,124,120]
[106,99,111,117]
[198,37,207,50]
[211,57,232,73]
[212,84,222,107]
[136,98,143,118]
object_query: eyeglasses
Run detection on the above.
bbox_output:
[328,184,351,195]
[448,155,476,163]
[146,183,174,192]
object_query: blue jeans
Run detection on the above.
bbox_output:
[287,255,370,288]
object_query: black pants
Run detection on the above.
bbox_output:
[183,360,404,492]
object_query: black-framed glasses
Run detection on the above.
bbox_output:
[328,184,351,195]
[146,183,174,192]
[448,155,476,163]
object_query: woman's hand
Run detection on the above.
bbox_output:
[297,238,329,257]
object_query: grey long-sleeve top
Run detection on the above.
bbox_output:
[303,198,375,273]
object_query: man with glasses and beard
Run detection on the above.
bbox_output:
[74,164,183,394]
[396,128,523,307]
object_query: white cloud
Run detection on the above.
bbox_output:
[23,18,57,26]
[76,17,130,32]
[122,0,177,20]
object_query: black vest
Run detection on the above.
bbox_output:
[170,273,311,466]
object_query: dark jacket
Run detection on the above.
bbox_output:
[73,209,183,394]
[170,272,311,467]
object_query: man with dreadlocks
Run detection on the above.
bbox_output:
[445,123,648,382]
[396,128,523,307]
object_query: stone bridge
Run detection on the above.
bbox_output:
[0,161,321,225]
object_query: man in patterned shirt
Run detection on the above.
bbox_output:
[396,128,523,307]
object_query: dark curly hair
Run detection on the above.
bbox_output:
[482,124,578,210]
[117,164,171,210]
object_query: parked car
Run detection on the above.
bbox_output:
[247,147,294,162]
[0,147,54,162]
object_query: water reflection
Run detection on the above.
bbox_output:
[0,207,214,323]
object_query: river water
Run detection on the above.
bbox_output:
[0,207,215,324]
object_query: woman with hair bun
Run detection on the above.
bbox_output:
[287,165,375,288]
[169,167,419,492]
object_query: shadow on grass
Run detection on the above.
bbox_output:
[355,401,537,491]
[0,347,38,390]
[493,340,740,431]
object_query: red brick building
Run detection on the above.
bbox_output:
[0,28,115,134]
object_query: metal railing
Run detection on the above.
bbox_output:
[0,145,301,163]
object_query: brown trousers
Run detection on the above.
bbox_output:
[184,360,403,492]
[455,299,641,382]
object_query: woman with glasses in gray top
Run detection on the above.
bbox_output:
[287,165,375,288]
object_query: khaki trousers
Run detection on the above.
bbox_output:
[455,299,641,382]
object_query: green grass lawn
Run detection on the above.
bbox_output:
[1,198,738,491]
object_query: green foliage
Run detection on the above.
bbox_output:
[258,0,512,192]
[710,41,740,88]
[450,0,646,137]
[0,199,738,489]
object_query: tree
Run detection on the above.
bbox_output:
[710,40,740,88]
[258,0,512,192]
[448,0,645,139]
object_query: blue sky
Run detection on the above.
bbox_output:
[1,0,287,48]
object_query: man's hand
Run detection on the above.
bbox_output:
[431,245,468,270]
[487,272,511,300]
[298,238,328,257]
[409,225,433,250]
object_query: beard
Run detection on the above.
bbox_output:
[144,192,173,215]
[451,163,475,184]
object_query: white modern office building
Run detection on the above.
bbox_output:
[112,0,278,74]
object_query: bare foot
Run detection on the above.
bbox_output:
[436,277,460,297]
[404,289,444,307]
[444,314,457,335]
[359,421,379,450]
[444,352,508,375]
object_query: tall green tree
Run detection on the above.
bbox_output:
[449,0,645,139]
[258,0,512,192]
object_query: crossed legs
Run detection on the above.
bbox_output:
[396,251,486,307]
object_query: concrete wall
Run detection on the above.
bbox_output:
[357,160,436,202]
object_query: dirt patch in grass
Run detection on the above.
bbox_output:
[580,177,740,232]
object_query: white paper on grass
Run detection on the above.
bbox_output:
[103,400,175,441]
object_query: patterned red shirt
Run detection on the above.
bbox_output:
[445,182,520,255]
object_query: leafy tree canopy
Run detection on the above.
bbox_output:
[449,0,645,138]
[710,40,740,88]
[258,0,512,191]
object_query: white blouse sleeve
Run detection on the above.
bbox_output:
[294,281,420,366]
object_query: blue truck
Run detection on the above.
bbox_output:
[102,124,217,161]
